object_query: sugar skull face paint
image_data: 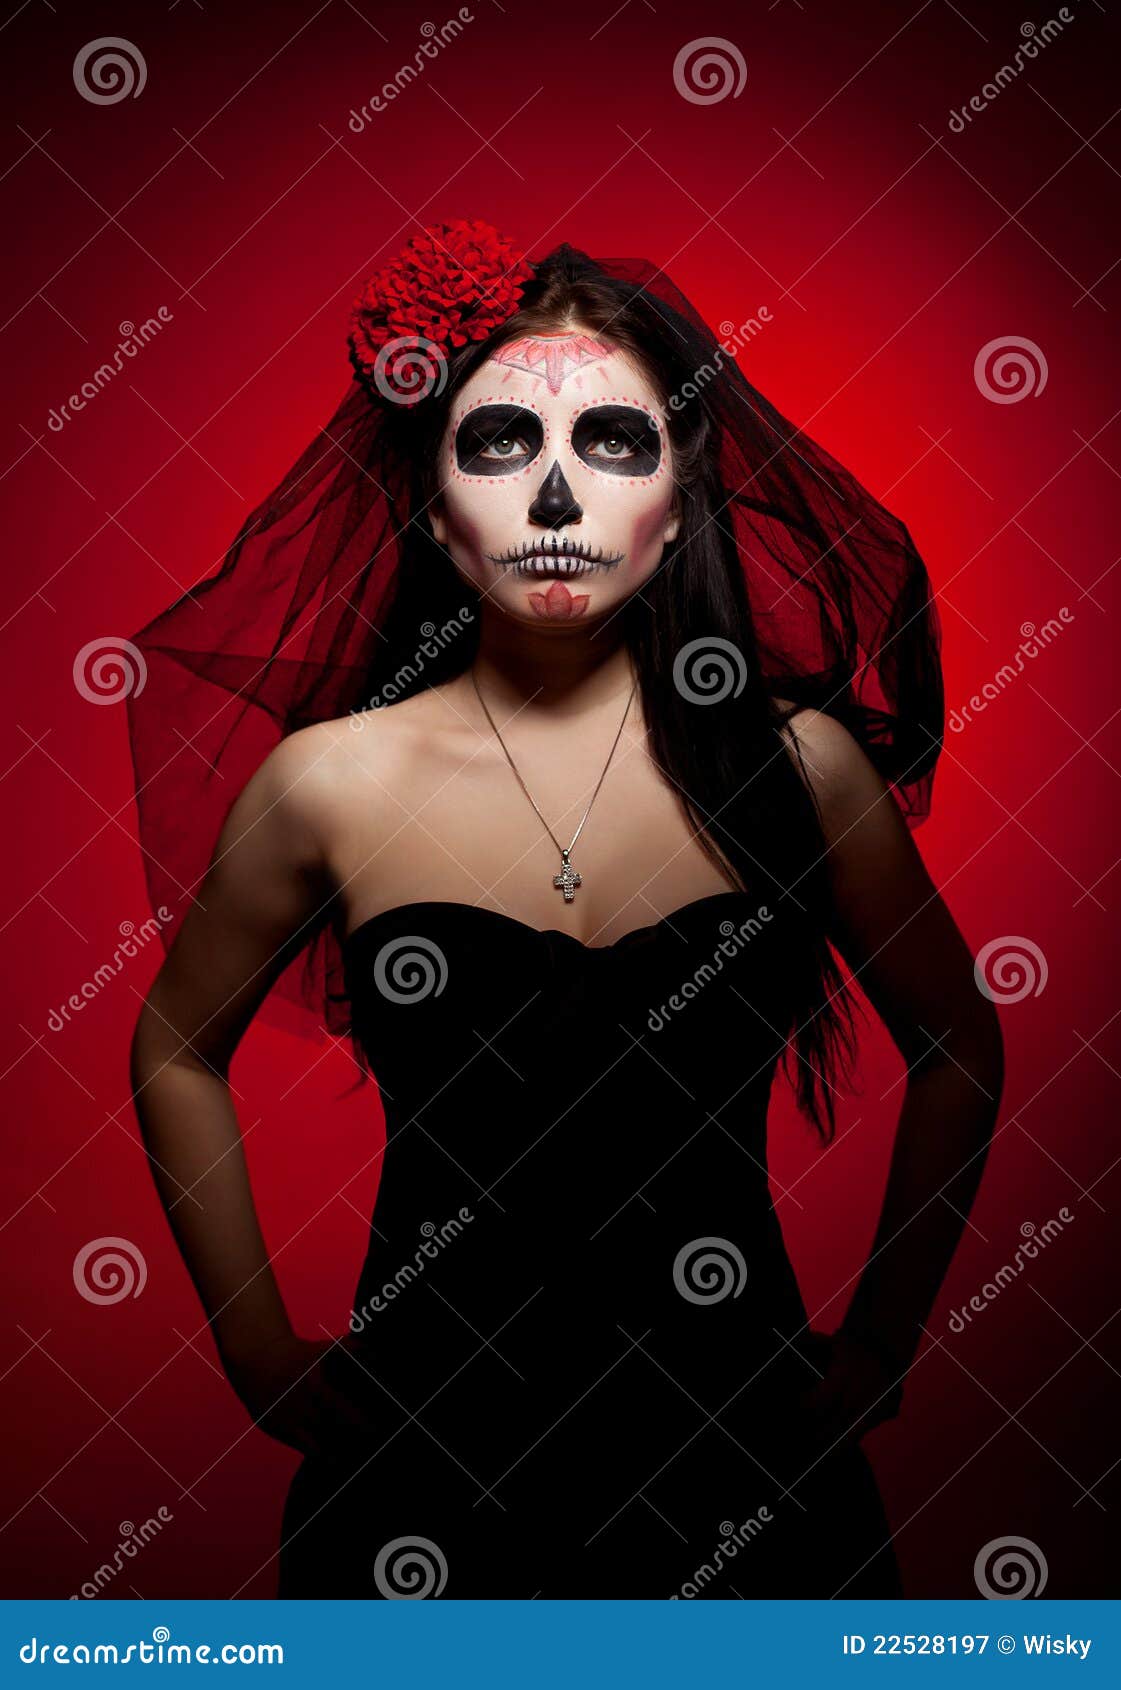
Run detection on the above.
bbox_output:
[491,331,610,393]
[430,334,680,627]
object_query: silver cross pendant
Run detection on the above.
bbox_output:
[553,849,583,903]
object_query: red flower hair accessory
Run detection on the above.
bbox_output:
[348,218,534,406]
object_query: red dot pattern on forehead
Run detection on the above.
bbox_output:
[566,395,670,488]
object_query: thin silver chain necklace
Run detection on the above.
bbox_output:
[470,670,637,903]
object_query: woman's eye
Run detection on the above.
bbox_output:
[479,434,530,460]
[454,406,542,474]
[572,407,661,476]
[589,433,635,459]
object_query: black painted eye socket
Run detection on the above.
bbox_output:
[454,405,544,475]
[571,405,662,476]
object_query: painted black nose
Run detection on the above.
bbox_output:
[527,460,583,529]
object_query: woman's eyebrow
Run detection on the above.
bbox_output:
[568,402,662,423]
[457,400,544,427]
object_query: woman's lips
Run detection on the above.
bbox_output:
[485,540,624,578]
[528,581,590,620]
[510,554,602,578]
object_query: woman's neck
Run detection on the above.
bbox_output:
[468,603,635,718]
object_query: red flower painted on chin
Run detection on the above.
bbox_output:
[528,582,590,620]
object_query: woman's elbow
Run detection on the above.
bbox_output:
[129,997,160,1089]
[945,995,1005,1113]
[129,994,225,1094]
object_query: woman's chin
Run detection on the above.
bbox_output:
[526,580,593,621]
[487,580,624,627]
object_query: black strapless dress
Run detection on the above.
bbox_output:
[277,892,901,1598]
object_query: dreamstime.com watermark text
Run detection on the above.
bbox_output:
[350,1209,474,1330]
[670,1508,773,1597]
[648,907,772,1032]
[46,909,174,1033]
[946,8,1080,132]
[47,311,173,432]
[350,609,475,723]
[668,308,773,410]
[347,12,475,129]
[19,1626,283,1665]
[947,1209,1075,1334]
[69,1511,173,1599]
[947,609,1073,734]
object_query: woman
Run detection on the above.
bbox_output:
[128,221,1002,1598]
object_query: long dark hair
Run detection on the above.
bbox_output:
[359,243,859,1140]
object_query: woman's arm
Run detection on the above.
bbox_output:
[784,710,1004,1440]
[129,725,369,1452]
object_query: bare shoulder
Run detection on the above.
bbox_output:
[254,682,480,830]
[216,719,356,872]
[777,705,893,838]
[242,717,355,813]
[336,679,482,778]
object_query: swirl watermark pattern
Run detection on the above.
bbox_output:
[974,1535,1049,1599]
[673,1237,747,1304]
[672,637,747,705]
[373,936,449,1003]
[73,638,148,705]
[372,1535,448,1598]
[373,334,449,405]
[73,38,147,104]
[974,936,1048,1003]
[673,37,746,106]
[974,336,1048,403]
[73,1238,148,1305]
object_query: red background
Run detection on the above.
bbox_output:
[1,0,1118,1598]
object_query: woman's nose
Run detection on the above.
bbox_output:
[527,460,583,529]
